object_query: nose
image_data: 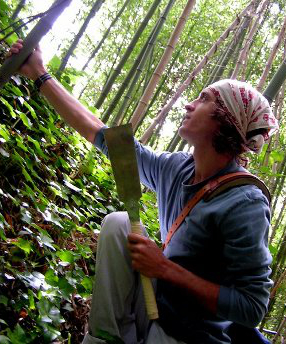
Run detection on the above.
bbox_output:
[185,102,195,112]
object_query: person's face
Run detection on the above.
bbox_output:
[179,89,220,146]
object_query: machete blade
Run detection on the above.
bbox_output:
[104,124,142,222]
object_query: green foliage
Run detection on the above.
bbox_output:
[0,69,157,341]
[0,61,125,341]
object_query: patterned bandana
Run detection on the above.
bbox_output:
[207,79,278,153]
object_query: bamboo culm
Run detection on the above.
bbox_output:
[101,24,157,123]
[256,14,286,92]
[231,0,269,79]
[0,0,72,89]
[140,0,256,144]
[130,0,197,131]
[111,0,176,126]
[56,0,104,76]
[82,0,131,71]
[95,0,162,109]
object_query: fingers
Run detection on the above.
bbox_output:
[128,233,146,243]
[7,41,23,57]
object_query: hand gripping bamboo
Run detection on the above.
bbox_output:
[104,124,158,320]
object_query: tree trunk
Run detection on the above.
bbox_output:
[95,0,162,109]
[231,0,269,80]
[11,0,26,21]
[130,0,196,131]
[256,14,286,92]
[82,0,131,71]
[139,0,256,144]
[110,0,176,126]
[56,0,105,77]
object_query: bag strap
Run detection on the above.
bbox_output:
[162,172,270,250]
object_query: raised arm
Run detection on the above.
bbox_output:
[8,40,104,143]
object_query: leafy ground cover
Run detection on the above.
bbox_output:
[0,69,159,342]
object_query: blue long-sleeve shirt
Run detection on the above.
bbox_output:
[95,128,272,343]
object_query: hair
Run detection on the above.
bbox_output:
[210,108,267,164]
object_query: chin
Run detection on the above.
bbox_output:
[178,126,189,140]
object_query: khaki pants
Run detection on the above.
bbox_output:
[82,212,185,344]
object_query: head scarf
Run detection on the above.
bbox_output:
[207,79,278,153]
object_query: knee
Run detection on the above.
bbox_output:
[100,211,130,241]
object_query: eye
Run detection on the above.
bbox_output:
[199,93,208,101]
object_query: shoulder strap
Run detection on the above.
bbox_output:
[163,172,270,250]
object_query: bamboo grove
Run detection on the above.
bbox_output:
[0,0,286,342]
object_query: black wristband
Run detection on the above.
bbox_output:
[34,73,52,90]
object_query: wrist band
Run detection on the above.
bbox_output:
[34,73,52,90]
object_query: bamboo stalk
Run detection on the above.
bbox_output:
[130,0,196,130]
[210,14,253,84]
[111,0,176,126]
[167,130,181,151]
[270,199,286,244]
[263,59,286,103]
[231,0,269,80]
[270,267,286,299]
[0,0,72,89]
[56,0,104,76]
[11,0,26,21]
[95,0,162,109]
[256,15,286,92]
[82,0,130,71]
[140,0,256,144]
[101,23,158,123]
[273,316,286,343]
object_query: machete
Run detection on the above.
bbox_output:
[104,124,158,320]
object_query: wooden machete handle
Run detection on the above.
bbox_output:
[131,222,159,320]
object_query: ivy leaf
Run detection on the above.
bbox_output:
[43,210,63,228]
[81,276,93,293]
[0,97,16,118]
[23,102,37,119]
[20,208,33,224]
[57,250,75,263]
[19,112,32,128]
[0,125,10,141]
[37,232,56,251]
[76,226,88,234]
[64,180,81,192]
[58,277,75,297]
[19,271,46,290]
[7,324,27,344]
[28,136,48,159]
[45,269,59,287]
[12,238,32,254]
[28,289,36,310]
